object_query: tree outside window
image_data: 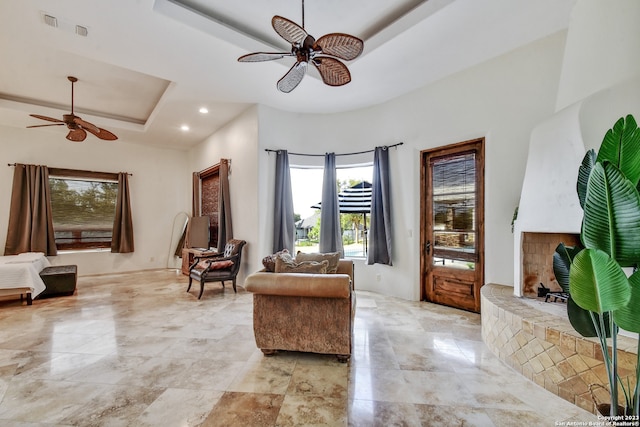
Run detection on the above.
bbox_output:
[49,176,118,250]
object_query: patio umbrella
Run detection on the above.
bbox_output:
[312,181,371,251]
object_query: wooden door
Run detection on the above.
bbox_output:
[420,139,484,312]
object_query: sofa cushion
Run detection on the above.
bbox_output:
[262,249,289,272]
[295,251,341,274]
[245,270,352,298]
[275,257,329,274]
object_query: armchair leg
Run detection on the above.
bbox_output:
[232,278,237,293]
[198,280,205,299]
[187,277,193,293]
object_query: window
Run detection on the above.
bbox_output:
[291,164,373,258]
[49,169,119,250]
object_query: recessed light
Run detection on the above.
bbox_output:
[199,107,209,114]
[181,125,190,131]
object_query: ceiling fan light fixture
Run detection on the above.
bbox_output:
[26,76,118,142]
[237,1,363,93]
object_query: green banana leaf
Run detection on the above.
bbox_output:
[569,248,630,313]
[577,149,596,210]
[553,242,583,293]
[581,162,640,267]
[597,115,640,187]
[567,296,615,337]
[614,270,640,333]
[553,243,614,337]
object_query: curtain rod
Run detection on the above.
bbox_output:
[265,142,403,157]
[7,163,133,176]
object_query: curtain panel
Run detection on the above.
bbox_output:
[319,153,344,256]
[216,159,233,251]
[4,164,57,256]
[111,172,135,253]
[367,146,393,265]
[272,150,295,253]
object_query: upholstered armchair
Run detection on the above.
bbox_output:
[245,259,355,362]
[187,239,246,299]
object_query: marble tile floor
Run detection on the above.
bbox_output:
[0,269,599,426]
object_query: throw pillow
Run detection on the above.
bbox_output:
[197,259,234,270]
[262,249,290,272]
[295,251,341,273]
[274,258,329,274]
[209,260,234,270]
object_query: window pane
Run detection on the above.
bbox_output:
[337,166,372,258]
[291,168,323,254]
[291,165,373,258]
[49,178,118,249]
[431,153,476,269]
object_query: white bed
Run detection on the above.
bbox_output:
[0,252,50,304]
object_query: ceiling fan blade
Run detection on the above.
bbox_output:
[85,126,118,141]
[312,56,352,87]
[315,33,364,61]
[29,114,63,123]
[66,129,87,142]
[277,61,308,93]
[73,117,100,134]
[238,52,293,62]
[272,16,307,46]
[26,123,65,128]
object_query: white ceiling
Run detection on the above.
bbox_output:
[0,0,576,150]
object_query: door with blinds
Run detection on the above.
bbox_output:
[420,139,484,312]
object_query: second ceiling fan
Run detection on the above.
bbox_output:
[27,76,118,142]
[238,0,364,93]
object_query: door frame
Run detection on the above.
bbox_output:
[419,138,485,311]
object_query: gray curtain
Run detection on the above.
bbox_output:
[4,164,57,256]
[272,150,295,252]
[217,159,233,251]
[367,146,392,265]
[111,173,135,253]
[319,153,343,256]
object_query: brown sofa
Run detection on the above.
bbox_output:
[245,259,355,362]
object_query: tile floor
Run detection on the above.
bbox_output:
[0,269,599,426]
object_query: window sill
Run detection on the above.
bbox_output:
[57,248,111,254]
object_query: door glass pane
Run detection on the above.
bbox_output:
[431,153,476,269]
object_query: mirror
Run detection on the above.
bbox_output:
[166,212,189,270]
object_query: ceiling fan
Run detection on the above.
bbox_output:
[27,76,118,142]
[238,0,364,93]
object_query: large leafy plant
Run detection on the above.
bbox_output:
[553,115,640,417]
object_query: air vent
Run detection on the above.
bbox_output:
[75,25,88,37]
[43,14,58,28]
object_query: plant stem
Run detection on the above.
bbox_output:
[591,311,616,416]
[635,337,640,415]
[610,313,618,416]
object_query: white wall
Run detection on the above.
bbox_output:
[0,125,190,275]
[187,106,259,283]
[556,0,640,111]
[244,31,567,300]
